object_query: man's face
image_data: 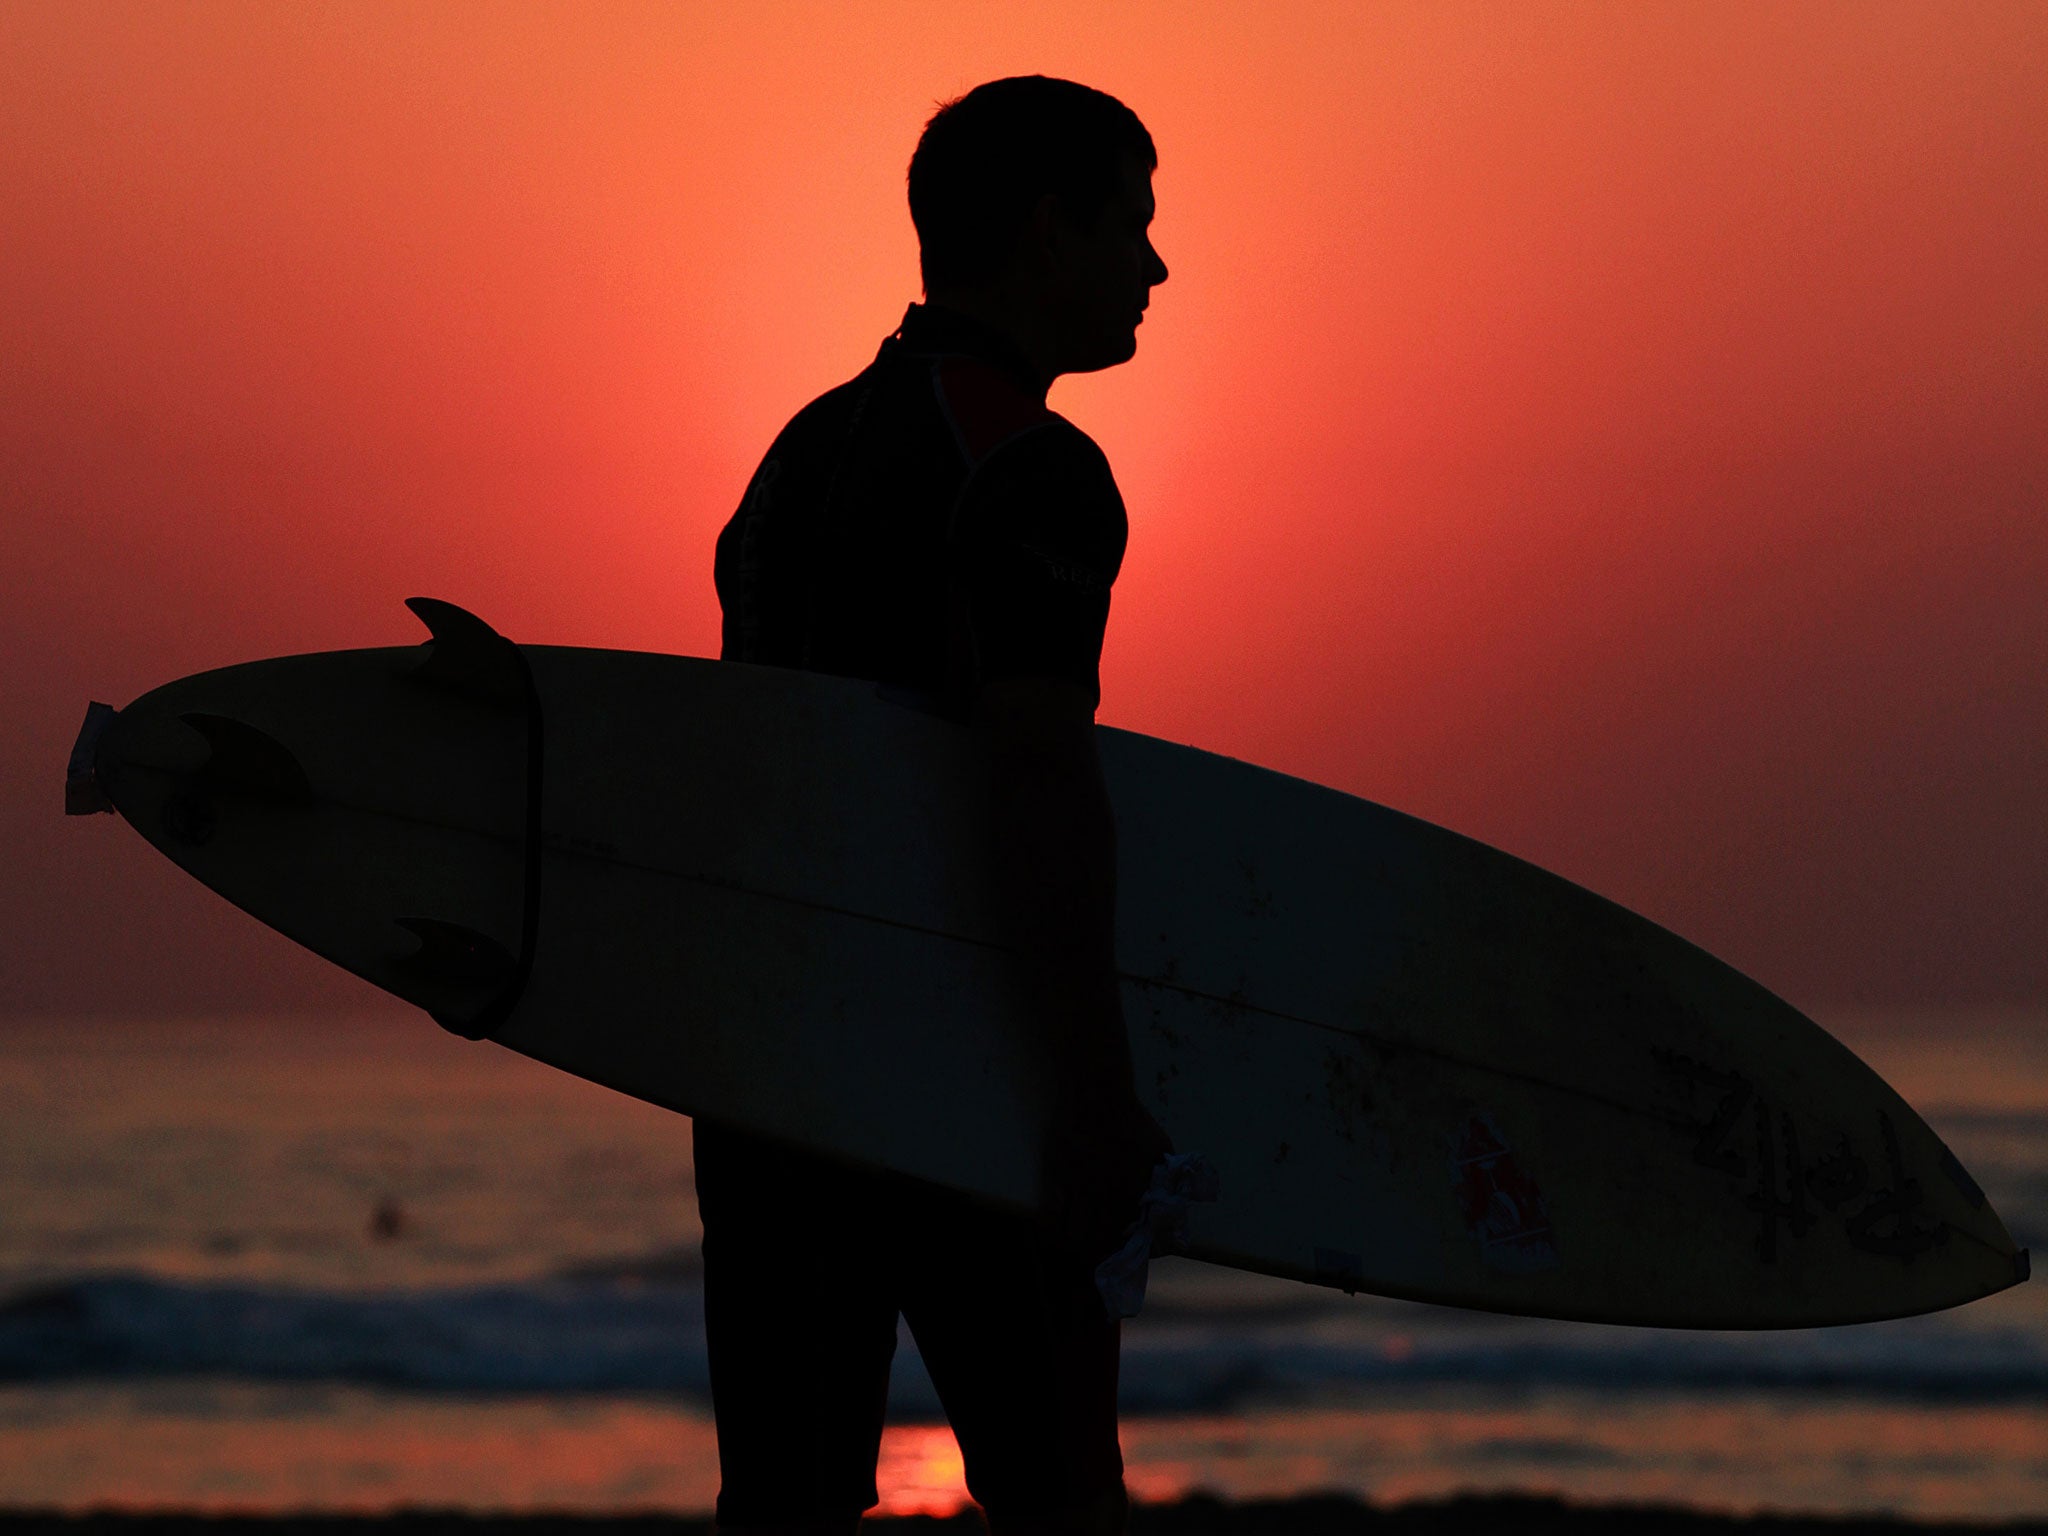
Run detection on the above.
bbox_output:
[1049,153,1167,375]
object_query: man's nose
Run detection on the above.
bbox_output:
[1147,243,1169,285]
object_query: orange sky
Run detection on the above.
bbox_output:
[3,2,2042,1015]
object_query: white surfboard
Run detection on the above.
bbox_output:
[68,600,2026,1327]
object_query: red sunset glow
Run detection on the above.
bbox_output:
[3,2,2042,1015]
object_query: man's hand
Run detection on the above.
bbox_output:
[1042,1083,1174,1264]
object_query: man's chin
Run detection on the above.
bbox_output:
[1063,329,1142,378]
[1098,331,1143,369]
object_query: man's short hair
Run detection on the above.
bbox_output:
[908,76,1156,293]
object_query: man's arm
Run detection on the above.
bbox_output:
[976,675,1169,1258]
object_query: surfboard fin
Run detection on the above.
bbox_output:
[179,713,316,804]
[390,917,518,1039]
[404,597,526,705]
[400,599,544,1044]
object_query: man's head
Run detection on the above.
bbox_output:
[909,76,1167,382]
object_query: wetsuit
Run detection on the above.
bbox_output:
[699,301,1130,1526]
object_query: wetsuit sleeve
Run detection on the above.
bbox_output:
[956,421,1129,708]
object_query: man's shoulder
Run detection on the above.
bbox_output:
[765,369,877,457]
[966,401,1122,528]
[957,398,1127,586]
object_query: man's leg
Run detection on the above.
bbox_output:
[893,1184,1128,1534]
[694,1120,899,1534]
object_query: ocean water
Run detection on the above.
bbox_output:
[0,1009,2042,1519]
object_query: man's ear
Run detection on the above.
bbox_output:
[1024,190,1062,275]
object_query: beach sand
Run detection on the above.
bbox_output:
[4,1498,2047,1536]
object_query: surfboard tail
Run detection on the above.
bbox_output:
[65,700,119,816]
[70,611,537,1041]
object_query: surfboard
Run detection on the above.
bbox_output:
[67,599,2026,1328]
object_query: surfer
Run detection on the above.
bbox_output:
[702,76,1170,1534]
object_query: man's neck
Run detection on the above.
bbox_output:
[922,291,1059,394]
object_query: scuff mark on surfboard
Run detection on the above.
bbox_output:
[1842,1111,1949,1261]
[1321,1044,1394,1171]
[1152,1057,1181,1105]
[1452,1114,1559,1273]
[1236,857,1276,919]
[1656,1048,1953,1265]
[1323,1047,1366,1145]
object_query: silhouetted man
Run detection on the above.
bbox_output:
[701,76,1170,1535]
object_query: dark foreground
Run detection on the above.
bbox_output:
[4,1499,2045,1536]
